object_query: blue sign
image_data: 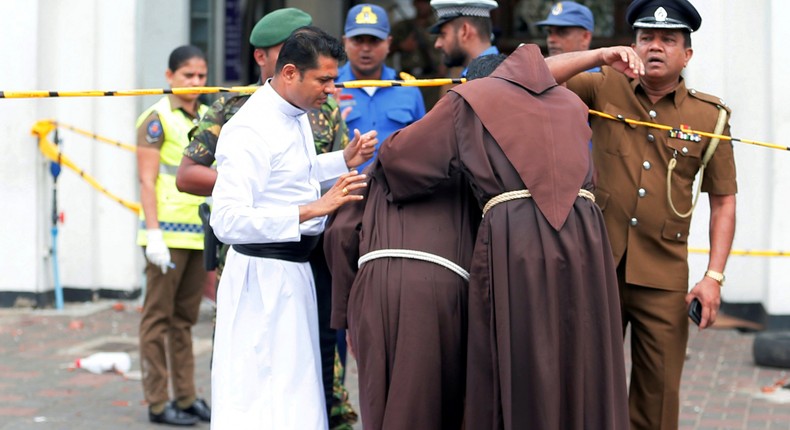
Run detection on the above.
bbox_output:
[224,0,242,81]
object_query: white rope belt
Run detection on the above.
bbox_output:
[482,188,595,216]
[358,249,470,282]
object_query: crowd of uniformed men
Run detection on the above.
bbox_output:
[134,0,736,429]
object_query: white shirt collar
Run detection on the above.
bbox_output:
[263,78,305,118]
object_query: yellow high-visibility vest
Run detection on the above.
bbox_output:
[136,96,208,250]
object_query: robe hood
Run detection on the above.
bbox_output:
[451,44,591,230]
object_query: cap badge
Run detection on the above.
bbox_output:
[654,7,668,22]
[355,6,378,25]
[551,3,563,16]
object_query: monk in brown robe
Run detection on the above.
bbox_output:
[324,54,513,430]
[376,44,632,429]
[325,162,478,429]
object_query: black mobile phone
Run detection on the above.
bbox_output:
[688,298,702,326]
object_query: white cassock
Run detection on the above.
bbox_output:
[209,83,347,430]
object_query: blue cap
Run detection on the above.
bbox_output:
[536,2,594,32]
[344,4,390,40]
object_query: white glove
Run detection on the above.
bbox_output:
[145,229,172,274]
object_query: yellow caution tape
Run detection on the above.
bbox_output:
[0,78,468,99]
[31,120,141,214]
[689,247,790,257]
[589,109,790,152]
[48,120,136,152]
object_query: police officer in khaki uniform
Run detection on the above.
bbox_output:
[136,45,211,426]
[546,0,737,429]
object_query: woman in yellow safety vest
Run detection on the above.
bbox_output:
[135,45,211,426]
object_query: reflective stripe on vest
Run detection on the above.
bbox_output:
[136,96,208,250]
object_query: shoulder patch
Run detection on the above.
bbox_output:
[146,119,164,140]
[688,88,731,113]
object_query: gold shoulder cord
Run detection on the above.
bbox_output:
[666,106,729,218]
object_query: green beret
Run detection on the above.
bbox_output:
[249,8,313,48]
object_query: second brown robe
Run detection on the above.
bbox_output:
[377,44,630,430]
[325,160,480,429]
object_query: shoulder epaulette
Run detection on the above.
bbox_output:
[688,88,731,113]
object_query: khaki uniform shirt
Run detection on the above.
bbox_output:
[567,67,737,291]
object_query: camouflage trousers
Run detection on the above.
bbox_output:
[331,351,358,429]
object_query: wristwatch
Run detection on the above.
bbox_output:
[704,270,725,286]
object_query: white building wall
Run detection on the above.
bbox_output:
[0,0,190,300]
[765,0,790,315]
[684,0,790,316]
[0,1,42,294]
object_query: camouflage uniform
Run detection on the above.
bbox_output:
[185,94,249,167]
[310,95,349,154]
[184,89,356,430]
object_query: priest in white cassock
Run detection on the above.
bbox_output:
[209,27,376,429]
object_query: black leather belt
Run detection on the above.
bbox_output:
[232,235,320,263]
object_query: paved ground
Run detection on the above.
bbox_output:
[0,299,788,429]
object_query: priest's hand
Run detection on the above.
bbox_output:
[298,170,367,223]
[343,129,377,169]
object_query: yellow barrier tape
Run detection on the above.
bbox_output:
[335,78,465,88]
[8,81,786,152]
[689,247,790,257]
[31,120,141,214]
[0,78,468,99]
[589,109,790,152]
[49,121,136,152]
[4,87,244,99]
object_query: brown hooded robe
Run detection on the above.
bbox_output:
[377,44,629,430]
[325,163,479,430]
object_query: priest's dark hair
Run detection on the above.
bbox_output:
[275,26,347,75]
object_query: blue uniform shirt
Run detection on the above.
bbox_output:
[336,63,426,171]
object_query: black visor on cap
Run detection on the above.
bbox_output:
[428,14,461,34]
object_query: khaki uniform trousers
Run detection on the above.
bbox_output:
[618,258,689,430]
[139,248,207,405]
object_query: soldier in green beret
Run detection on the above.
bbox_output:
[174,8,356,429]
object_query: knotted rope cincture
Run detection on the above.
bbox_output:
[358,249,470,281]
